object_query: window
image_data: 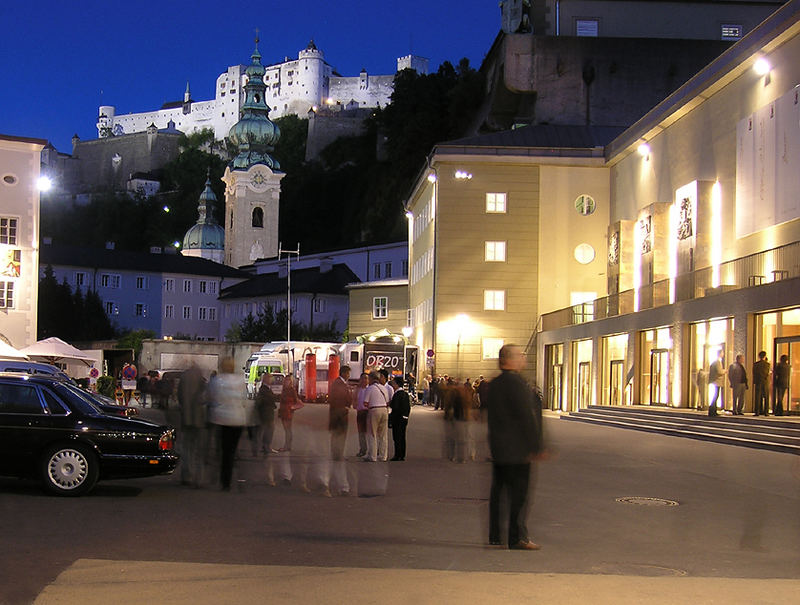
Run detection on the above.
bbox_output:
[100,274,120,289]
[164,278,174,292]
[721,24,742,40]
[74,272,86,287]
[0,281,14,309]
[183,279,192,293]
[575,194,596,215]
[208,307,217,321]
[252,207,264,228]
[313,298,326,313]
[482,338,504,360]
[136,276,148,289]
[373,263,380,279]
[485,241,507,262]
[134,303,147,317]
[164,304,174,319]
[576,19,599,37]
[0,384,42,414]
[0,217,18,245]
[104,301,118,315]
[198,307,208,320]
[402,260,408,276]
[384,263,392,278]
[373,297,388,319]
[199,280,207,294]
[208,281,217,294]
[182,306,192,320]
[486,193,506,213]
[484,290,506,311]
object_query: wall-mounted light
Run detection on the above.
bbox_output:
[402,326,413,338]
[637,142,651,159]
[163,205,170,213]
[405,210,413,220]
[454,170,472,180]
[427,173,437,183]
[753,57,771,76]
[36,176,52,192]
[172,241,180,248]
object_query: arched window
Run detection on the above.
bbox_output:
[252,207,264,228]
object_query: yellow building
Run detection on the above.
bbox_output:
[347,279,409,338]
[0,134,47,350]
[407,0,800,414]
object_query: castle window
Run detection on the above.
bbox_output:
[252,207,264,228]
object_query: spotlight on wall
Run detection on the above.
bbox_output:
[427,173,437,183]
[405,210,414,220]
[637,142,651,159]
[454,170,473,180]
[753,57,771,76]
[36,176,52,192]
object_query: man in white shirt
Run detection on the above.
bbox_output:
[364,370,390,461]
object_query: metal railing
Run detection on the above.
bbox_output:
[541,240,800,331]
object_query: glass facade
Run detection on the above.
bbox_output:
[601,334,630,406]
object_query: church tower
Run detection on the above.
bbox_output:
[181,172,225,264]
[222,36,284,268]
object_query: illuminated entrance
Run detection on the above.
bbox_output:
[754,308,800,415]
[601,334,630,406]
[572,339,592,410]
[544,343,564,411]
[640,327,672,406]
[689,319,733,411]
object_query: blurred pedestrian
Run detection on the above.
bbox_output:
[208,358,256,491]
[255,373,278,455]
[728,354,748,415]
[708,352,725,417]
[177,363,207,488]
[354,372,369,457]
[278,374,300,451]
[774,354,790,416]
[752,351,770,416]
[487,344,544,550]
[328,365,352,461]
[389,376,410,461]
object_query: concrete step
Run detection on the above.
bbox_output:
[562,407,800,455]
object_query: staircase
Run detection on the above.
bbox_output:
[561,406,800,455]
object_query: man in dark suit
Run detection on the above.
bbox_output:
[389,376,411,461]
[487,344,544,550]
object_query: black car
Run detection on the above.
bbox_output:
[0,374,179,496]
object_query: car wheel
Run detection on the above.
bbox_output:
[41,444,99,496]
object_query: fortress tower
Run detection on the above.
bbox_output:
[222,38,284,268]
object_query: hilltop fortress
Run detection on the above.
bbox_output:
[97,41,428,141]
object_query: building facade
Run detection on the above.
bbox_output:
[347,279,410,338]
[0,134,47,350]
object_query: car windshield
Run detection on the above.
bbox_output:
[51,382,105,416]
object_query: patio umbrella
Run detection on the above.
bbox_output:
[18,337,96,365]
[0,340,28,360]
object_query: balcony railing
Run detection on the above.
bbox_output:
[541,240,800,331]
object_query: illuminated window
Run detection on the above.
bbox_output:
[485,241,507,262]
[574,194,596,215]
[574,243,595,264]
[576,19,599,37]
[482,338,504,359]
[0,217,18,245]
[484,290,505,311]
[486,193,506,213]
[373,297,388,319]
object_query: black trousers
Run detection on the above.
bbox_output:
[489,462,531,545]
[219,425,243,489]
[392,418,408,459]
[753,381,769,415]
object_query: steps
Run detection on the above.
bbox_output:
[561,406,800,455]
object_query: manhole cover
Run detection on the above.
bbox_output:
[616,496,679,506]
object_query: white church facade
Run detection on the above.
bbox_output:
[97,41,428,142]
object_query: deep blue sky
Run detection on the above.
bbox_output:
[0,0,499,152]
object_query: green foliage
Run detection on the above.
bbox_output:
[37,265,116,341]
[226,306,341,343]
[96,375,116,398]
[116,329,156,360]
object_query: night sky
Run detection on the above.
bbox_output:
[0,0,499,152]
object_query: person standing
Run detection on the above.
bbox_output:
[752,351,770,416]
[208,358,255,491]
[364,371,390,462]
[774,354,790,416]
[278,374,300,451]
[177,363,207,488]
[486,344,544,551]
[353,372,369,457]
[328,366,352,461]
[708,352,725,417]
[255,373,278,454]
[389,376,410,461]
[728,354,749,415]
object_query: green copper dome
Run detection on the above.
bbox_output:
[227,37,281,170]
[182,176,224,250]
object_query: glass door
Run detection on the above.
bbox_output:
[577,361,591,409]
[609,360,624,406]
[650,349,670,406]
[549,364,564,411]
[774,337,800,415]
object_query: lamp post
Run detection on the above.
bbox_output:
[278,242,300,343]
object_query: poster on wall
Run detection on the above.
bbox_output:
[2,249,21,278]
[736,87,800,238]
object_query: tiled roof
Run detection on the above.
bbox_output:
[219,264,360,299]
[40,244,250,278]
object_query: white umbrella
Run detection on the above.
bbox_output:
[18,337,96,365]
[0,340,28,360]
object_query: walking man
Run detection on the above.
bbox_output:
[486,344,544,550]
[177,363,207,488]
[728,353,749,415]
[752,351,770,416]
[708,352,725,416]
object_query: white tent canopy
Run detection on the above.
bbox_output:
[18,337,96,365]
[0,340,28,360]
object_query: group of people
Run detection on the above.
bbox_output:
[704,351,791,416]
